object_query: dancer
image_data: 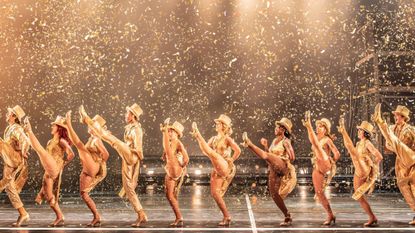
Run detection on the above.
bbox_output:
[241,117,297,226]
[65,111,109,227]
[302,111,340,225]
[160,118,189,227]
[79,104,147,227]
[191,114,241,226]
[372,104,415,225]
[337,118,382,226]
[24,116,74,227]
[0,105,30,226]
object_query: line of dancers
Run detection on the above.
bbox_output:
[0,103,414,228]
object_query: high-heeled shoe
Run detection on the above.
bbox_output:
[409,216,415,225]
[87,218,101,227]
[322,216,336,226]
[170,218,184,227]
[12,214,30,227]
[280,213,292,226]
[49,218,65,227]
[131,210,148,227]
[190,122,199,138]
[364,219,378,227]
[218,217,231,226]
[241,132,249,148]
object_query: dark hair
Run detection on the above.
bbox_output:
[363,131,371,140]
[283,129,291,139]
[57,125,72,146]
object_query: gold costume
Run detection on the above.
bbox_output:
[164,142,187,197]
[351,140,379,200]
[211,135,236,197]
[311,136,336,193]
[378,121,415,211]
[0,123,29,209]
[269,138,297,199]
[82,138,107,193]
[37,137,65,205]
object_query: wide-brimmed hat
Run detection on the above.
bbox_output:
[392,105,410,121]
[92,115,106,127]
[168,121,184,138]
[51,116,67,128]
[7,105,25,122]
[214,114,232,128]
[275,117,293,134]
[357,121,374,137]
[126,103,143,119]
[316,118,332,134]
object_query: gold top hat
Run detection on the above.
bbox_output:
[168,121,184,138]
[357,121,374,136]
[51,115,67,128]
[126,103,143,119]
[7,105,25,122]
[392,105,410,121]
[275,117,293,134]
[316,118,332,134]
[92,115,106,127]
[214,114,232,128]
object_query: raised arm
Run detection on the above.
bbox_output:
[337,117,358,158]
[283,139,295,162]
[227,136,241,161]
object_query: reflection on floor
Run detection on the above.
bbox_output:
[0,185,414,232]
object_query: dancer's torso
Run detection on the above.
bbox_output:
[211,135,232,160]
[391,123,415,151]
[269,137,288,159]
[4,123,25,153]
[355,140,374,177]
[124,122,141,150]
[46,138,65,169]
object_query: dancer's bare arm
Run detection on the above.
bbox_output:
[227,136,241,161]
[283,139,295,162]
[327,138,340,162]
[179,141,190,167]
[60,138,75,166]
[96,138,109,161]
[366,141,383,164]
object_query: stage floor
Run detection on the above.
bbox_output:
[0,186,414,232]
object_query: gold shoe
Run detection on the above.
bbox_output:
[170,218,184,227]
[280,213,292,226]
[87,218,101,227]
[322,216,336,226]
[218,217,231,226]
[364,219,378,227]
[131,210,148,227]
[49,218,65,227]
[12,214,30,227]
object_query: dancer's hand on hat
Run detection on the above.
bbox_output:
[260,138,268,148]
[23,117,32,133]
[337,116,345,133]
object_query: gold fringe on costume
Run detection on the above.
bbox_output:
[219,160,236,197]
[279,160,297,199]
[172,167,187,198]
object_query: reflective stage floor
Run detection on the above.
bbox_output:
[0,186,414,232]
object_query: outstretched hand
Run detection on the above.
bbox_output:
[23,117,32,133]
[302,111,311,127]
[337,116,345,133]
